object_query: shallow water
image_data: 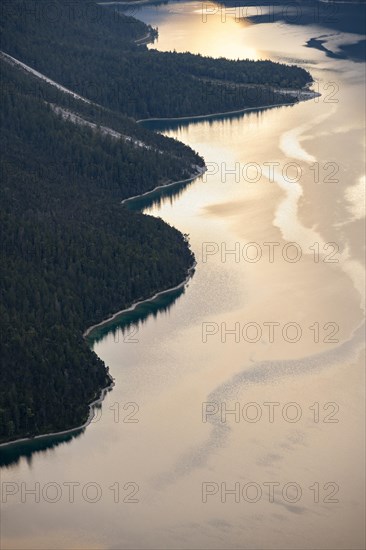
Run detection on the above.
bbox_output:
[1,2,365,549]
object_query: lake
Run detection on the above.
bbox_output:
[1,2,365,548]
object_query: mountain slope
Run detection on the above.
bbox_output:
[0,58,200,443]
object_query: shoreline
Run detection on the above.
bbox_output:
[0,91,317,452]
[0,376,115,449]
[135,29,157,46]
[83,260,196,339]
[120,165,206,205]
[136,93,319,124]
[0,262,196,450]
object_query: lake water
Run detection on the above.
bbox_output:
[1,2,365,548]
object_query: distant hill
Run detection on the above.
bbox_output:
[1,0,312,120]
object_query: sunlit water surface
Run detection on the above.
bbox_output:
[1,2,365,549]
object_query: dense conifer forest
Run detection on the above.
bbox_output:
[0,60,201,443]
[0,0,312,443]
[1,0,312,119]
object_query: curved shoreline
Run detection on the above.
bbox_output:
[0,377,115,450]
[0,147,204,451]
[0,262,196,450]
[136,102,293,124]
[136,98,313,124]
[121,165,206,205]
[0,93,318,451]
[84,260,196,339]
[0,97,310,451]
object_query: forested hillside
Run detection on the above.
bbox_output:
[0,0,312,444]
[0,60,200,443]
[1,0,312,119]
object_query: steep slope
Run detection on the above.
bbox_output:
[0,59,200,443]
